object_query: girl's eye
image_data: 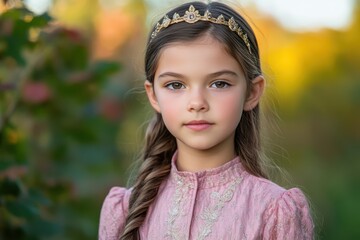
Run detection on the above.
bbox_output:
[210,81,230,89]
[165,82,185,90]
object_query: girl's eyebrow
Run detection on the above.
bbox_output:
[157,70,238,79]
[158,72,184,79]
[207,70,239,78]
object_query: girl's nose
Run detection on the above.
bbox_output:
[187,89,209,112]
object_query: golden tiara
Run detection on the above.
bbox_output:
[150,5,252,54]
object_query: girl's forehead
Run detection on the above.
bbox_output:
[164,35,225,50]
[154,35,244,77]
[158,35,234,62]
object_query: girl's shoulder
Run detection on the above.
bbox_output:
[242,171,308,203]
[101,187,132,210]
[241,173,314,238]
[261,185,314,239]
[98,187,132,240]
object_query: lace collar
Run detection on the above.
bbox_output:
[169,151,246,189]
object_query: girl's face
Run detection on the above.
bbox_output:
[145,35,263,155]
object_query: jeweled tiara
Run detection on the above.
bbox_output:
[150,5,252,54]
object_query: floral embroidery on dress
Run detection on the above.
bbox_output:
[196,177,242,240]
[165,175,194,240]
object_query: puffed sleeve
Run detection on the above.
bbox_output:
[98,187,132,240]
[262,188,314,240]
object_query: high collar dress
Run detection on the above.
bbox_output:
[99,153,314,240]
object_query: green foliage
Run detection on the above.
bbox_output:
[266,10,360,238]
[0,6,123,239]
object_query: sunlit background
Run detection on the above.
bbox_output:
[1,0,359,239]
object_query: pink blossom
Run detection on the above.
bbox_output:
[22,82,52,104]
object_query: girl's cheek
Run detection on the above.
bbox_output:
[215,91,245,107]
[157,94,183,113]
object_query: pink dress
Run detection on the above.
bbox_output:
[99,153,314,239]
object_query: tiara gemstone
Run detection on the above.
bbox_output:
[173,13,181,22]
[162,15,171,27]
[204,10,211,19]
[184,5,200,23]
[216,15,225,24]
[228,17,238,31]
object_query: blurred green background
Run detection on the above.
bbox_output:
[0,0,359,239]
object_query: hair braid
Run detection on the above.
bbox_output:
[120,114,176,240]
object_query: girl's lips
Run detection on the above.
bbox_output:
[184,120,213,131]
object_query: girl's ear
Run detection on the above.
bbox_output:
[144,80,161,113]
[244,75,265,111]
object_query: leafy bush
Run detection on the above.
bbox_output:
[0,6,121,239]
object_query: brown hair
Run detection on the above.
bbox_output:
[120,1,266,239]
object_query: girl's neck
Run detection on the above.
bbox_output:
[176,143,236,173]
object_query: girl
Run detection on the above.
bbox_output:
[99,1,314,240]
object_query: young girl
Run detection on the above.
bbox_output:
[99,1,314,239]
